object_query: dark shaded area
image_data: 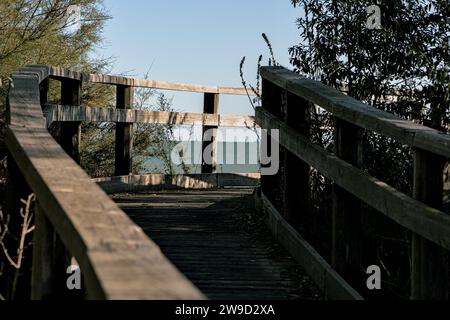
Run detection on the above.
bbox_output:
[114,189,323,300]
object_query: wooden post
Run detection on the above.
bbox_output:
[31,204,56,299]
[281,90,311,228]
[331,119,363,281]
[115,85,134,176]
[411,149,448,300]
[60,78,82,163]
[201,93,219,174]
[260,79,283,208]
[31,204,75,299]
[39,77,49,108]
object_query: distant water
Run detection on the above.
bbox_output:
[142,141,260,174]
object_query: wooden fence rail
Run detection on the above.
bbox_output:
[43,105,256,128]
[4,64,256,299]
[257,66,450,300]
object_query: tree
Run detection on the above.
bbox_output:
[0,0,110,300]
[289,0,449,129]
[288,0,449,298]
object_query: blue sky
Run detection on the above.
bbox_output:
[95,0,302,115]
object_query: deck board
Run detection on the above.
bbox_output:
[113,189,322,300]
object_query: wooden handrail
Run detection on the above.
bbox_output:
[257,107,450,250]
[258,66,450,300]
[43,104,257,128]
[260,66,450,159]
[6,65,205,299]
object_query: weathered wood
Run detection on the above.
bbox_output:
[93,173,260,194]
[411,149,448,300]
[115,85,134,176]
[201,93,219,173]
[115,189,321,300]
[6,124,204,299]
[3,155,32,299]
[332,119,363,283]
[260,78,283,208]
[59,78,81,163]
[45,65,255,96]
[31,204,63,299]
[5,156,31,238]
[260,66,450,159]
[255,192,363,300]
[7,67,204,300]
[256,107,450,250]
[43,104,257,128]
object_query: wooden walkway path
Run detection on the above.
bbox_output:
[113,189,322,300]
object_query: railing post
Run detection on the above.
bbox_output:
[260,79,283,207]
[60,78,82,163]
[331,119,363,281]
[411,149,448,300]
[39,77,49,107]
[31,203,75,299]
[115,85,134,176]
[281,90,311,227]
[31,204,56,299]
[201,93,219,174]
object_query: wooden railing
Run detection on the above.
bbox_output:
[256,66,450,300]
[5,65,256,299]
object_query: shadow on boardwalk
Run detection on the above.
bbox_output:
[113,189,323,300]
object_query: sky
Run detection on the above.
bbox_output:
[95,0,302,116]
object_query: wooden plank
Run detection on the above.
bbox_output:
[256,107,450,251]
[115,85,133,176]
[260,66,450,159]
[255,192,363,300]
[6,67,204,300]
[282,91,311,227]
[43,104,257,128]
[43,65,255,96]
[94,173,260,194]
[201,93,219,173]
[411,149,448,300]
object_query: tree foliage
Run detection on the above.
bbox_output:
[289,0,449,298]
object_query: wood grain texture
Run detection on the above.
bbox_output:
[114,189,322,300]
[255,192,363,300]
[411,149,448,300]
[7,67,204,300]
[24,65,256,95]
[260,66,450,159]
[115,85,134,176]
[44,104,257,128]
[94,173,260,194]
[256,107,450,251]
[202,93,219,173]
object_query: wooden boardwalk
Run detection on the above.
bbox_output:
[9,65,450,299]
[113,189,322,300]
